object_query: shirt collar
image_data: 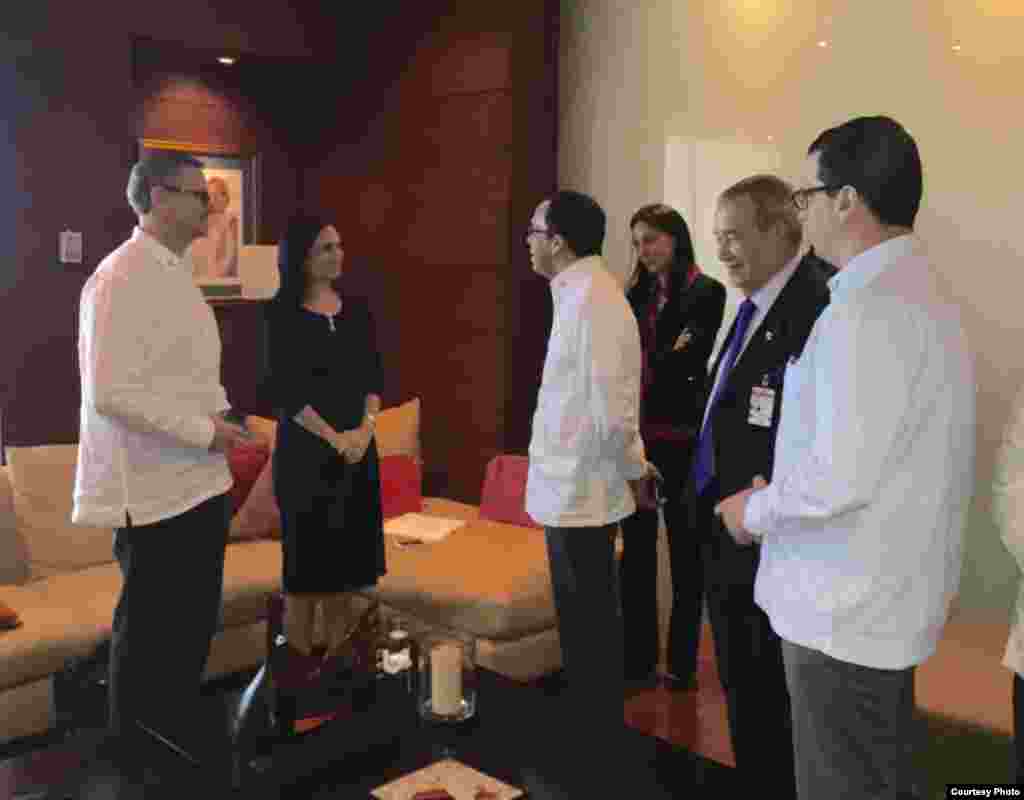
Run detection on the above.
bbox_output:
[131,226,189,272]
[748,251,801,313]
[829,234,917,299]
[550,254,608,294]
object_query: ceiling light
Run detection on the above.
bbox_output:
[951,43,962,52]
[817,40,829,48]
[218,57,236,66]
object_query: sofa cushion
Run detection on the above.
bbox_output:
[0,562,120,691]
[5,445,115,580]
[365,497,555,641]
[219,539,282,628]
[479,454,541,529]
[380,455,423,519]
[0,466,30,585]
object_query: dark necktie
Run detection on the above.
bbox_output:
[692,298,757,495]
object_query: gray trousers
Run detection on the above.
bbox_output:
[782,638,922,800]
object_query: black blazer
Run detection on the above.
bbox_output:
[627,270,726,433]
[706,251,832,502]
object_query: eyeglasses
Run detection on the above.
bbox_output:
[158,184,210,207]
[525,226,553,239]
[791,185,843,211]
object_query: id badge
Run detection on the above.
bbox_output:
[748,385,775,427]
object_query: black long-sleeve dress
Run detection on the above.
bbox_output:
[264,297,385,594]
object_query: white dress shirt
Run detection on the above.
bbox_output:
[526,255,647,527]
[73,227,232,528]
[746,235,975,669]
[992,390,1024,677]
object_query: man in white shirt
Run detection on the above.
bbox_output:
[716,116,975,799]
[524,191,658,786]
[74,151,250,768]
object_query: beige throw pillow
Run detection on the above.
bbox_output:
[5,445,115,580]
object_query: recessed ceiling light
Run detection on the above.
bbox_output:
[218,57,236,65]
[817,40,829,48]
[951,43,962,52]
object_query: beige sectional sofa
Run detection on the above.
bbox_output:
[0,399,561,746]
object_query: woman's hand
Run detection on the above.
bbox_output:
[329,429,356,459]
[343,422,374,464]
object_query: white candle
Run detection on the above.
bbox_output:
[430,641,463,716]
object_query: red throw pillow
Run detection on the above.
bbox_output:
[379,454,423,519]
[479,454,541,529]
[226,442,271,514]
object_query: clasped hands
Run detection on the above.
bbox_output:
[714,475,767,546]
[330,421,374,464]
[630,461,665,511]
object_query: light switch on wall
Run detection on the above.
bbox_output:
[59,230,83,264]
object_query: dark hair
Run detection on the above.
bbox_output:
[719,175,802,248]
[544,190,606,259]
[808,116,922,228]
[272,214,330,309]
[126,152,204,215]
[628,203,697,299]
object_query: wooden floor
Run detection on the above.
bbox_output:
[624,623,735,768]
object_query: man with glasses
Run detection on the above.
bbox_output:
[716,116,975,799]
[690,174,831,799]
[73,151,250,782]
[524,190,660,793]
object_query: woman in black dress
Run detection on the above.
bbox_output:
[620,204,725,687]
[265,215,385,677]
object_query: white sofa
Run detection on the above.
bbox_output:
[0,399,562,746]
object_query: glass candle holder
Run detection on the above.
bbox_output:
[417,631,477,723]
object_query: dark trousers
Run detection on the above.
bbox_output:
[109,492,230,748]
[694,486,796,797]
[782,638,921,800]
[545,524,623,735]
[619,438,701,680]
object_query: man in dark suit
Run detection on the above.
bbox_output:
[687,175,831,797]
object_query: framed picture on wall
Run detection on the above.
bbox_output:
[138,138,262,299]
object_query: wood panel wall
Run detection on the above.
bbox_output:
[309,0,559,501]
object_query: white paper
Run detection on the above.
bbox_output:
[371,758,523,800]
[384,513,466,543]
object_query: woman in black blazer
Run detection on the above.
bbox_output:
[621,204,725,686]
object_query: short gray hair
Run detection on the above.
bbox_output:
[126,152,204,215]
[719,174,803,248]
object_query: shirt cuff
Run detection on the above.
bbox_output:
[744,485,774,538]
[185,415,217,451]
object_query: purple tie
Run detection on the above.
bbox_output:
[692,298,757,495]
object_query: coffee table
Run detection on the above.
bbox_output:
[231,668,738,799]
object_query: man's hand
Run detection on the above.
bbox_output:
[714,475,767,547]
[208,415,252,453]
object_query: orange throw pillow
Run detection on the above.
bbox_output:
[0,600,21,630]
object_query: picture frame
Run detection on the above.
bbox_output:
[138,138,261,299]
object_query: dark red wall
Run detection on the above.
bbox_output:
[1,2,559,505]
[1,5,321,449]
[310,0,558,501]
